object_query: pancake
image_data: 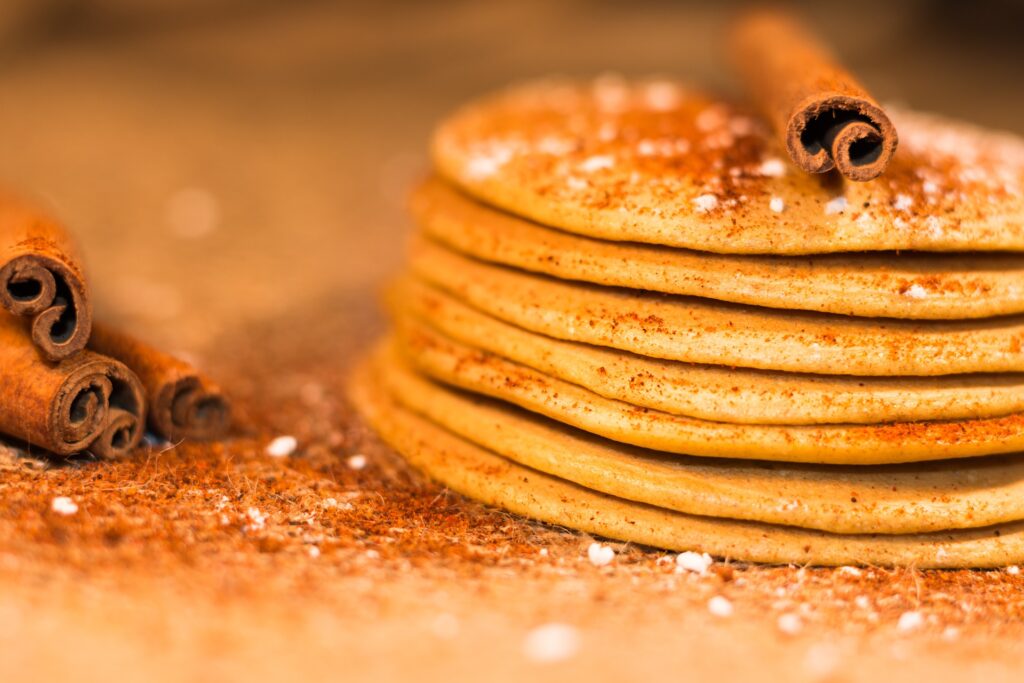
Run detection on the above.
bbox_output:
[409,237,1024,377]
[431,77,1024,255]
[394,276,1024,424]
[351,353,1024,567]
[391,325,1024,465]
[412,177,1024,320]
[374,347,1024,535]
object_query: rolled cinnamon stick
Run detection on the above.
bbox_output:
[0,315,114,456]
[0,191,92,361]
[88,361,146,460]
[729,10,898,182]
[89,323,230,441]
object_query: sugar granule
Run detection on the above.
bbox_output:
[51,496,78,516]
[675,551,713,574]
[265,435,297,458]
[824,196,848,215]
[346,454,368,470]
[692,194,719,213]
[522,623,581,664]
[769,197,785,213]
[578,155,615,173]
[777,613,802,635]
[707,596,733,617]
[897,611,924,632]
[587,542,615,567]
[758,158,787,177]
[903,284,928,299]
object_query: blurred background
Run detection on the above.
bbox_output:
[0,0,1021,355]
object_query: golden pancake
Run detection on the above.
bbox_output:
[412,177,1024,320]
[432,77,1024,255]
[394,276,1024,424]
[409,237,1024,376]
[351,354,1024,567]
[391,326,1024,465]
[375,348,1024,535]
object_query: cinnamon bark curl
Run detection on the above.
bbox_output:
[90,323,230,441]
[0,193,92,361]
[729,11,898,182]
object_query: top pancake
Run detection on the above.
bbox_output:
[432,76,1024,255]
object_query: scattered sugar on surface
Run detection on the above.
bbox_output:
[346,454,368,470]
[522,623,581,664]
[769,197,785,213]
[897,611,924,632]
[675,551,713,574]
[707,595,733,617]
[587,542,615,567]
[777,613,803,636]
[265,435,297,458]
[51,496,78,516]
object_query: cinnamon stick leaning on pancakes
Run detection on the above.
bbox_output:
[0,314,139,456]
[729,10,898,181]
[0,192,92,360]
[90,323,230,441]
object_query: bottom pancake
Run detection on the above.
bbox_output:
[351,345,1024,568]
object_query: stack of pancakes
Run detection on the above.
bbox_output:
[351,77,1024,567]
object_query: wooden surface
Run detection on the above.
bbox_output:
[1,2,1023,681]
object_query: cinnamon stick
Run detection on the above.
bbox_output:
[0,191,92,361]
[88,361,146,460]
[89,323,230,441]
[729,10,898,182]
[0,315,123,456]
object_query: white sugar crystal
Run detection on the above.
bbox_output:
[51,496,78,516]
[308,545,321,558]
[824,196,848,215]
[464,146,513,179]
[244,507,266,532]
[903,284,928,299]
[1007,565,1020,575]
[854,595,871,609]
[346,454,368,470]
[578,155,615,173]
[777,613,803,635]
[893,194,914,211]
[566,176,589,191]
[838,566,862,577]
[675,551,713,574]
[587,542,615,567]
[707,595,733,617]
[692,194,719,213]
[922,180,939,195]
[769,196,785,213]
[522,623,580,664]
[897,611,923,632]
[265,435,297,458]
[758,158,787,177]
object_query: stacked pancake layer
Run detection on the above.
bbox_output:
[353,78,1024,567]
